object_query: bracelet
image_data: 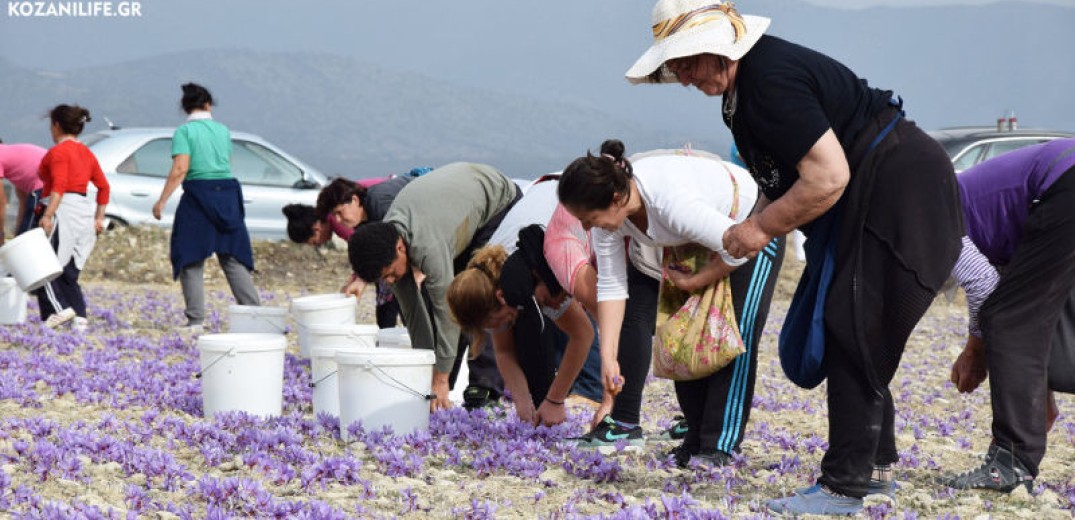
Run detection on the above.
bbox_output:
[544,397,564,406]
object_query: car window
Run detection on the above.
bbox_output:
[231,140,303,187]
[115,138,172,178]
[982,139,1046,162]
[952,143,986,172]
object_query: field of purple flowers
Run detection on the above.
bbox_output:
[0,229,1072,519]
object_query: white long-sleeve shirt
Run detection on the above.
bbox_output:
[593,154,757,302]
[950,236,999,338]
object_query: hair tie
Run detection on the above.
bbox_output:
[473,263,497,282]
[601,153,625,169]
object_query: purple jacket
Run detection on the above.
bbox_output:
[959,138,1075,266]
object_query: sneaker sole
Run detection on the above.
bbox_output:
[596,444,644,455]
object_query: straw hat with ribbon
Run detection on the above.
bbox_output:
[626,0,770,84]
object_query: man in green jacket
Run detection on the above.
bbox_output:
[349,162,520,410]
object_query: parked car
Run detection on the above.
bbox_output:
[928,126,1074,173]
[80,128,327,240]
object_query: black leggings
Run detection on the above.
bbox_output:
[610,261,659,425]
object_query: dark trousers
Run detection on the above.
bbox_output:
[981,166,1075,476]
[1048,286,1075,394]
[610,261,660,425]
[818,228,937,497]
[34,225,86,319]
[375,299,401,329]
[16,189,43,235]
[511,310,604,406]
[674,237,784,455]
[816,115,963,499]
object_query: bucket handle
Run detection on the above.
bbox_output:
[366,360,434,401]
[194,347,237,379]
[309,370,338,388]
[249,312,287,333]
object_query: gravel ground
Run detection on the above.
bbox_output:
[0,226,1070,518]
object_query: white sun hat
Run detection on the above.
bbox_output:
[625,0,770,84]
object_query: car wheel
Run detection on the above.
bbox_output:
[103,216,128,231]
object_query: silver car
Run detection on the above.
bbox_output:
[81,127,327,240]
[928,126,1074,173]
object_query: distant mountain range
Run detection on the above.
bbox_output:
[0,52,719,179]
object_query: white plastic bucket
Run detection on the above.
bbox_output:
[308,323,379,351]
[197,333,286,419]
[336,348,435,438]
[377,326,412,348]
[0,278,28,324]
[308,324,379,418]
[291,294,357,357]
[228,304,288,334]
[0,228,63,292]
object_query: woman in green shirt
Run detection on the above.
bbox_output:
[153,83,259,333]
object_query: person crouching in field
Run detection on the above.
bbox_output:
[283,173,415,328]
[943,139,1075,493]
[347,163,521,411]
[558,139,784,465]
[448,223,604,426]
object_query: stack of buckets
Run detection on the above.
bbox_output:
[197,303,290,419]
[0,228,65,324]
[197,293,435,438]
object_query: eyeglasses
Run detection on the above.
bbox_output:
[665,54,726,78]
[664,56,697,77]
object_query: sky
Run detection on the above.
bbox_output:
[2,0,1073,170]
[3,0,1068,72]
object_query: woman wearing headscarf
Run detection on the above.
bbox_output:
[624,0,962,514]
[153,83,260,333]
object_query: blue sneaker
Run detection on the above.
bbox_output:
[796,480,896,500]
[767,485,863,516]
[867,479,897,500]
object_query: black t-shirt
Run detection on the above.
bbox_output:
[363,174,414,222]
[726,35,892,201]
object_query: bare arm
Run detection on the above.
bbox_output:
[596,298,626,396]
[14,189,29,234]
[724,130,849,257]
[153,154,190,220]
[665,253,737,293]
[572,264,598,318]
[490,329,536,423]
[39,191,63,236]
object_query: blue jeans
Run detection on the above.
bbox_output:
[16,189,43,235]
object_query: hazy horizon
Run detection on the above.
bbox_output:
[3,0,1073,176]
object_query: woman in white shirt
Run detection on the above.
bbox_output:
[557,139,785,467]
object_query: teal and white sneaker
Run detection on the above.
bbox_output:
[653,415,689,442]
[570,416,644,454]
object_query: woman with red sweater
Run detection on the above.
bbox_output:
[35,104,110,331]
